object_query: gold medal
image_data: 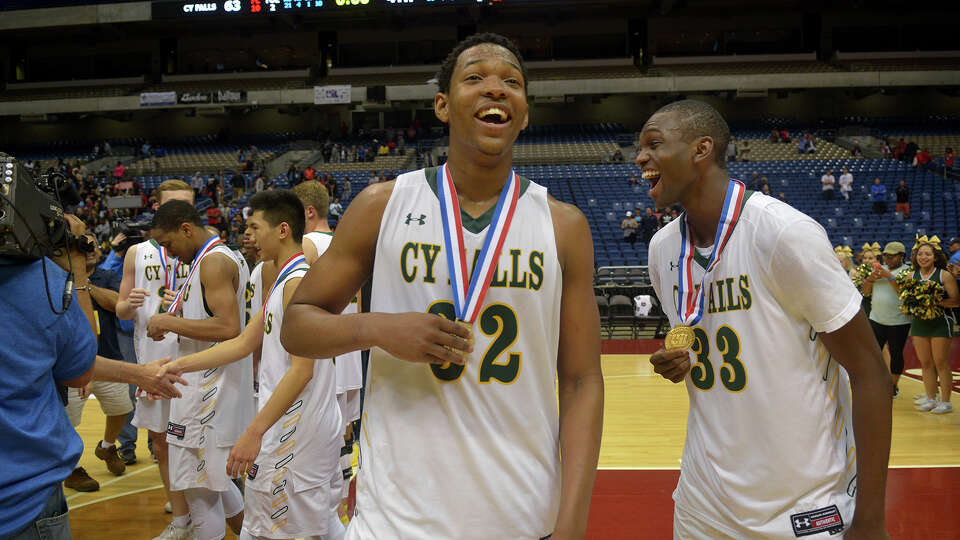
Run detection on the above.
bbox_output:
[158,286,166,297]
[444,319,474,354]
[665,325,695,350]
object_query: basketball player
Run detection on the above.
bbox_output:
[282,33,603,539]
[641,100,892,539]
[148,201,253,540]
[158,191,344,540]
[116,179,194,540]
[291,180,363,516]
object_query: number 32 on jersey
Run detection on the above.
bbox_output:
[426,301,521,385]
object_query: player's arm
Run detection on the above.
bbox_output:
[819,313,891,539]
[227,278,315,477]
[147,254,242,342]
[116,246,147,320]
[940,270,959,308]
[550,199,604,540]
[162,313,265,377]
[302,237,319,264]
[282,183,471,364]
[64,355,186,399]
[771,220,891,539]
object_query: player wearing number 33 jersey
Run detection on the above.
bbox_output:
[643,100,891,539]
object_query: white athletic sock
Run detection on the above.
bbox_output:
[221,479,244,518]
[100,440,114,449]
[172,514,191,529]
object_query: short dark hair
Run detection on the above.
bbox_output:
[653,99,730,169]
[152,200,203,231]
[436,32,528,95]
[248,190,305,242]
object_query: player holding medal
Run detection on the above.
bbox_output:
[643,100,892,539]
[281,33,603,539]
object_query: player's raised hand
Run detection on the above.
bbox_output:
[127,287,149,309]
[650,347,691,383]
[377,312,474,365]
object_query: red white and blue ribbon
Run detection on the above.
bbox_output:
[166,235,222,314]
[261,252,307,316]
[676,179,746,325]
[437,163,520,323]
[157,244,178,292]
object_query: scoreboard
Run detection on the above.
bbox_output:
[152,0,539,17]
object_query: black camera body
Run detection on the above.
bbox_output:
[0,155,70,260]
[116,220,152,253]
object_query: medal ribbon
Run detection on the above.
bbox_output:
[261,252,307,316]
[676,179,746,325]
[157,244,178,291]
[166,235,222,314]
[437,163,520,323]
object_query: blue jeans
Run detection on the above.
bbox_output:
[8,487,72,540]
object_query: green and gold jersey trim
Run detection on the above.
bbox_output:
[680,190,755,271]
[424,167,532,234]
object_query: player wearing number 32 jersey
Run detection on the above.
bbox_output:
[642,100,892,539]
[281,33,603,540]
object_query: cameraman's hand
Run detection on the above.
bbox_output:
[127,287,149,310]
[110,232,127,251]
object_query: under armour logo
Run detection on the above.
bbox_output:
[405,213,426,226]
[669,261,679,271]
[146,254,154,259]
[795,518,810,528]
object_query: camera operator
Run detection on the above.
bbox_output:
[0,212,185,540]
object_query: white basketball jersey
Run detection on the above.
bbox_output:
[347,168,562,539]
[649,192,861,538]
[248,261,342,493]
[305,231,363,395]
[132,240,189,365]
[245,262,264,328]
[167,243,254,449]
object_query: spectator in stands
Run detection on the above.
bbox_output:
[895,179,910,218]
[112,161,125,181]
[770,129,780,143]
[237,149,246,164]
[621,211,638,246]
[777,191,789,204]
[304,165,316,182]
[852,145,862,157]
[760,183,771,196]
[913,148,931,168]
[839,167,854,201]
[103,141,111,156]
[758,176,769,193]
[948,238,960,256]
[749,172,760,190]
[820,169,836,200]
[726,138,737,162]
[611,148,624,162]
[254,174,265,193]
[871,178,888,214]
[639,207,658,245]
[945,147,955,169]
[893,138,906,160]
[205,205,222,230]
[229,171,244,200]
[778,129,790,143]
[737,140,750,161]
[881,141,891,159]
[329,197,344,221]
[904,140,919,163]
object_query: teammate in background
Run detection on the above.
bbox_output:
[282,33,603,539]
[641,100,891,539]
[116,179,194,539]
[159,190,344,540]
[292,180,363,519]
[148,201,253,540]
